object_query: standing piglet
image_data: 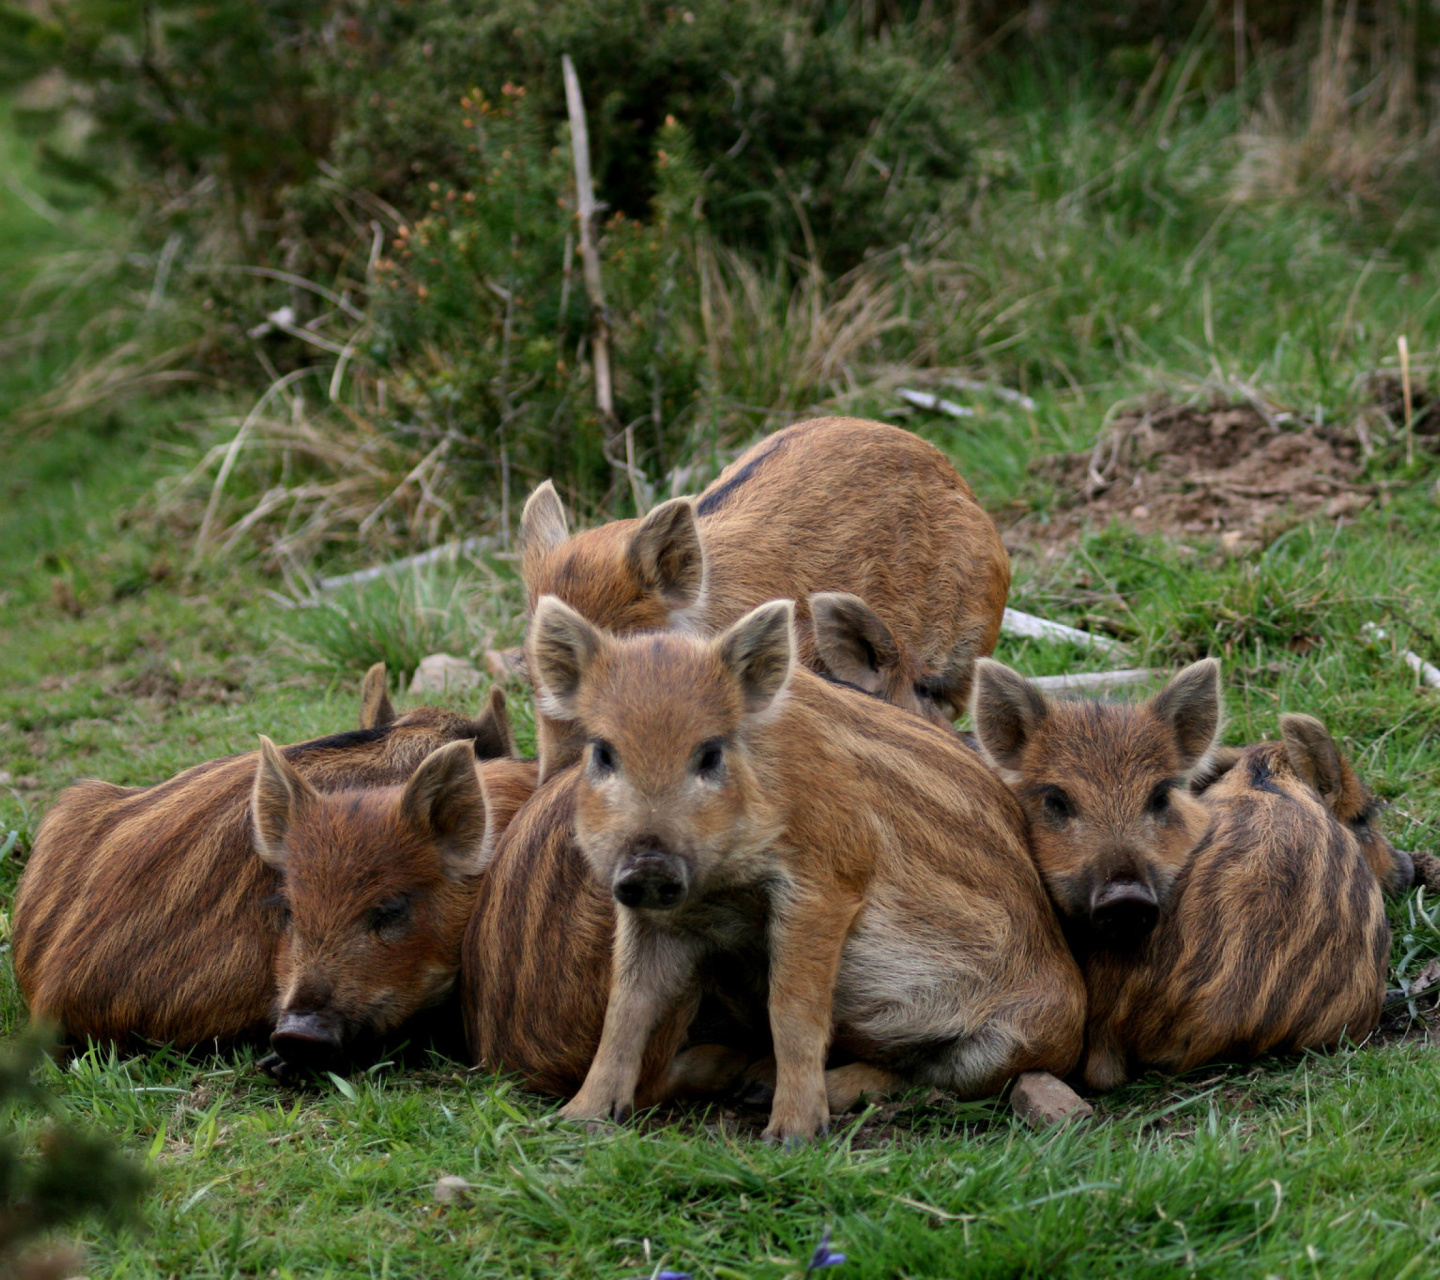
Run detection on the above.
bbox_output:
[519,417,1009,774]
[12,668,520,1061]
[520,595,1082,1142]
[461,587,962,1098]
[970,659,1390,1090]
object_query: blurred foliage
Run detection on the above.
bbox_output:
[0,1032,148,1277]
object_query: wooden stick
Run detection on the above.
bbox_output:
[1399,334,1414,466]
[1001,608,1133,657]
[562,55,614,425]
[1028,669,1156,693]
[1363,622,1440,690]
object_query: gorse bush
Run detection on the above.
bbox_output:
[371,91,710,502]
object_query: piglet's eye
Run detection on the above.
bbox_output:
[1146,782,1174,816]
[590,739,618,775]
[261,894,291,924]
[368,896,412,935]
[694,738,725,779]
[1041,789,1075,822]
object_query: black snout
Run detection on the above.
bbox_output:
[1090,879,1159,942]
[613,853,689,911]
[269,1010,345,1070]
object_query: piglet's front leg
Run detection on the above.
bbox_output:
[562,916,698,1124]
[763,889,862,1146]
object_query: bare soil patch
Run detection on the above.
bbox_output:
[1005,398,1376,556]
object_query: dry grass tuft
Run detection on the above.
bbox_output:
[1234,0,1433,209]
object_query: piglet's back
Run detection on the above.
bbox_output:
[462,765,615,1097]
[773,674,1075,1022]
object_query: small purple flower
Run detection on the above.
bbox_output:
[656,1272,691,1279]
[807,1226,846,1271]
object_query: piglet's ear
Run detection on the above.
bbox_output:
[251,736,320,872]
[1280,713,1345,799]
[528,595,604,721]
[970,659,1048,776]
[808,592,900,696]
[626,497,704,610]
[472,685,516,760]
[1150,658,1222,772]
[358,662,395,730]
[717,598,795,714]
[400,740,489,879]
[519,480,569,558]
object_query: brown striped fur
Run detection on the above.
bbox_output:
[506,597,1082,1142]
[12,673,515,1054]
[519,417,1010,774]
[971,662,1389,1090]
[1189,724,1422,898]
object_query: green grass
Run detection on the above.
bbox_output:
[7,66,1440,1278]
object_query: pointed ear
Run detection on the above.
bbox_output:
[1281,713,1345,799]
[528,595,604,721]
[717,599,795,714]
[1150,659,1222,771]
[358,662,395,730]
[519,480,569,559]
[626,497,704,610]
[472,685,516,760]
[251,736,319,872]
[400,740,489,879]
[970,659,1048,776]
[808,592,899,695]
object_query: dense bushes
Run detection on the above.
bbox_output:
[8,0,1440,562]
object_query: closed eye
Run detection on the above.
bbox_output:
[368,896,413,936]
[260,894,291,923]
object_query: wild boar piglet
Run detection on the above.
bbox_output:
[524,594,1083,1143]
[519,416,1010,774]
[972,659,1390,1090]
[13,668,519,1061]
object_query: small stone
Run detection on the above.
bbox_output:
[1324,491,1371,519]
[483,647,526,680]
[1010,1070,1093,1129]
[1219,530,1255,557]
[433,1174,472,1204]
[1130,504,1150,520]
[408,654,483,697]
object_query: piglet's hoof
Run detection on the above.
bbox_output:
[1009,1070,1093,1130]
[258,1051,303,1084]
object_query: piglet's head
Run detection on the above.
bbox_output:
[251,737,489,1077]
[809,591,974,729]
[519,481,707,632]
[1280,714,1405,894]
[528,594,794,915]
[971,658,1221,947]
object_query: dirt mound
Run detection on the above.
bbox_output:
[1010,399,1375,553]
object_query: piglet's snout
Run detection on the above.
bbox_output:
[1090,879,1159,942]
[612,851,689,911]
[270,1009,345,1068]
